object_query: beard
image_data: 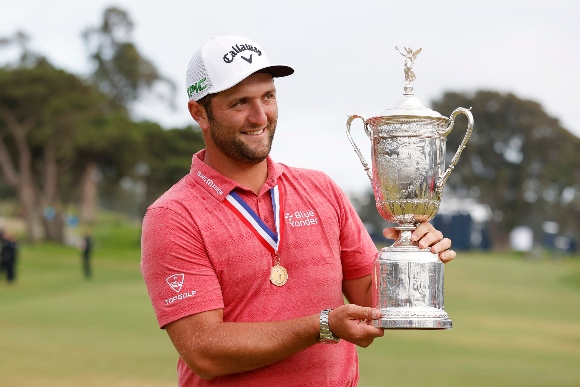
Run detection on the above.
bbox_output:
[208,118,277,165]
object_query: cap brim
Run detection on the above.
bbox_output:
[209,64,295,96]
[258,64,294,78]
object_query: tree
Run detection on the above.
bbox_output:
[140,124,205,209]
[0,62,117,242]
[69,112,145,225]
[0,11,197,242]
[83,7,175,108]
[83,121,204,220]
[431,91,580,248]
[0,31,44,68]
[78,6,177,226]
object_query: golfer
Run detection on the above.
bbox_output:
[141,35,455,386]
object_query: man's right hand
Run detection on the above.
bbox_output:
[165,304,384,380]
[327,304,384,347]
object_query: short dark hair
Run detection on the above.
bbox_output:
[197,94,215,121]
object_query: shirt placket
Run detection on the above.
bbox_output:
[236,190,275,229]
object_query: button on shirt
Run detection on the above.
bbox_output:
[141,150,377,387]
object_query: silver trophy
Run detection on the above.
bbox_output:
[347,47,473,329]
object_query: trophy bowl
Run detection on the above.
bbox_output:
[347,47,473,329]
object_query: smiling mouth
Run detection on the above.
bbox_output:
[242,128,265,136]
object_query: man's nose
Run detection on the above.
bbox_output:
[247,102,269,126]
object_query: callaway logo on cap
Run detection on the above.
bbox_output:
[186,35,294,101]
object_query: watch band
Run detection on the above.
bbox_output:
[319,309,340,344]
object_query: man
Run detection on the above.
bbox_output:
[141,35,454,386]
[1,231,18,283]
[80,233,93,279]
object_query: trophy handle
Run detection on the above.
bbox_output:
[346,115,372,183]
[436,107,474,196]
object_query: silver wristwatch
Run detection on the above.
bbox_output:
[319,309,340,344]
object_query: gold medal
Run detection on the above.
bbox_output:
[224,186,288,286]
[270,264,288,286]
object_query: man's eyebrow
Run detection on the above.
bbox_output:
[229,96,248,105]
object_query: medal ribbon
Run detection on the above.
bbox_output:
[224,184,284,256]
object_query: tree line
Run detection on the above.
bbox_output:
[2,7,579,248]
[0,8,204,242]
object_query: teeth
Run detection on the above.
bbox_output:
[244,129,264,135]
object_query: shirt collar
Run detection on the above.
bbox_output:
[189,149,285,201]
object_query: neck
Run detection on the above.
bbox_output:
[203,151,268,195]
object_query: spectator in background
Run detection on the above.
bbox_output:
[80,233,93,279]
[0,229,5,276]
[1,231,18,283]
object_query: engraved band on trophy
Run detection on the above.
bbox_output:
[346,47,474,329]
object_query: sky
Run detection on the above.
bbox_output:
[2,0,579,195]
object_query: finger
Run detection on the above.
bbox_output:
[439,249,456,263]
[417,229,444,249]
[382,227,398,240]
[361,323,385,339]
[355,316,385,338]
[429,237,452,254]
[350,306,382,321]
[411,221,434,242]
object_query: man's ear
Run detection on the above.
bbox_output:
[188,100,210,130]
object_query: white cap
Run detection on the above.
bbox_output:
[186,35,294,101]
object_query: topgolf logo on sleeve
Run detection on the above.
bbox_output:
[166,273,184,292]
[164,273,197,305]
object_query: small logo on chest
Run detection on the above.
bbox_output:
[284,210,319,228]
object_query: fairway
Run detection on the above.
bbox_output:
[0,242,178,387]
[357,252,580,387]
[1,240,579,386]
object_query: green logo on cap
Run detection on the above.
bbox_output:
[187,77,208,98]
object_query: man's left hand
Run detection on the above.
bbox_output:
[383,222,456,263]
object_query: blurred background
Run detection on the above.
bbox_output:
[1,1,579,386]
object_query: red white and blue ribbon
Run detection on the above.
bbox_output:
[224,185,284,255]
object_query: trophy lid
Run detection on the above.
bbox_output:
[379,47,444,119]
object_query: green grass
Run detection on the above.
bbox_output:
[358,252,580,387]
[0,241,177,387]
[1,236,580,386]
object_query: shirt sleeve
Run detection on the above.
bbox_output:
[328,178,378,280]
[140,205,225,328]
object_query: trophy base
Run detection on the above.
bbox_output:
[373,313,452,330]
[374,319,452,329]
[372,248,452,330]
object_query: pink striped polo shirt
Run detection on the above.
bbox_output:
[141,150,377,386]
